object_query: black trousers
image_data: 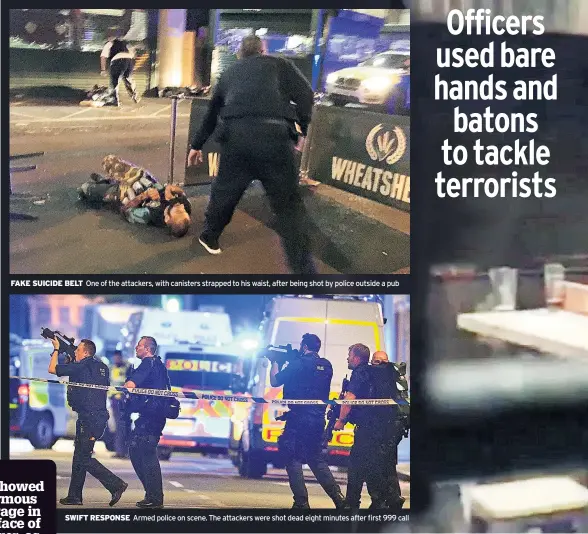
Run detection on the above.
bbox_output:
[202,118,316,275]
[278,415,341,506]
[79,180,119,205]
[68,414,125,501]
[346,422,403,509]
[110,58,137,103]
[111,397,130,456]
[129,415,166,504]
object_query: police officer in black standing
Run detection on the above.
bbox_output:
[270,333,346,509]
[49,338,128,506]
[334,344,404,511]
[123,336,168,508]
[369,351,407,510]
[187,35,316,274]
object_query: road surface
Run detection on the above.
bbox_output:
[9,99,410,275]
[10,438,410,510]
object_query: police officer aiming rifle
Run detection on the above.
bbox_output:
[46,328,128,506]
[266,334,345,509]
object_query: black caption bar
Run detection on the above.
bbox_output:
[9,275,409,294]
[59,509,410,533]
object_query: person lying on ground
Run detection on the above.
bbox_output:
[78,155,192,238]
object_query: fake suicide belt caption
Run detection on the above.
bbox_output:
[11,377,408,406]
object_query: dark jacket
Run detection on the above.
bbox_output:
[274,352,333,419]
[190,54,313,150]
[55,356,109,416]
[127,356,169,417]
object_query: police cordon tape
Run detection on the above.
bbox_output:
[11,376,409,406]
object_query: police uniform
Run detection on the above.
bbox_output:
[127,356,169,507]
[109,362,131,457]
[55,356,126,504]
[274,352,345,508]
[345,362,404,510]
[190,53,315,274]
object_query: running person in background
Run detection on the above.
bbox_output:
[101,35,139,105]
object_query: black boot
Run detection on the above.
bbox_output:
[328,487,347,509]
[59,497,83,505]
[292,500,310,509]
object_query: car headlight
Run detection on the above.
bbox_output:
[326,72,338,84]
[361,77,395,91]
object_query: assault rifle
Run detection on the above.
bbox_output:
[41,327,77,363]
[322,376,350,451]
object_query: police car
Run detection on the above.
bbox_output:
[325,51,410,114]
[10,340,71,449]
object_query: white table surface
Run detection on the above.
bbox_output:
[457,308,588,359]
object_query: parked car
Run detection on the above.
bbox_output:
[325,51,410,114]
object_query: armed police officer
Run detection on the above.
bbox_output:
[123,336,169,509]
[370,351,408,510]
[269,333,345,509]
[333,344,405,511]
[187,35,316,274]
[49,338,128,506]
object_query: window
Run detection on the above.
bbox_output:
[59,306,70,326]
[37,306,51,326]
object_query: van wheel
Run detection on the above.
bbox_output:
[157,447,172,461]
[28,413,57,449]
[237,443,267,479]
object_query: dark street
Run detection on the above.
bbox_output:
[9,99,410,275]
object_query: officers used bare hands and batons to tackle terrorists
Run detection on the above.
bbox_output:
[268,334,346,509]
[123,336,174,509]
[187,35,316,274]
[48,338,128,507]
[334,345,407,512]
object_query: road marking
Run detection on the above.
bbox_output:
[10,110,39,119]
[56,475,70,480]
[60,108,93,120]
[150,104,172,117]
[272,482,290,486]
[169,481,184,488]
[197,494,211,500]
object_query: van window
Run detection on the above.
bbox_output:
[164,352,240,391]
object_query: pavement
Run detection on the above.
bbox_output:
[9,97,410,275]
[10,438,410,510]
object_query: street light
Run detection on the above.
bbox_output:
[162,295,182,313]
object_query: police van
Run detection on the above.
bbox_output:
[80,303,147,360]
[155,342,246,461]
[10,339,72,449]
[228,295,387,478]
[120,308,233,360]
